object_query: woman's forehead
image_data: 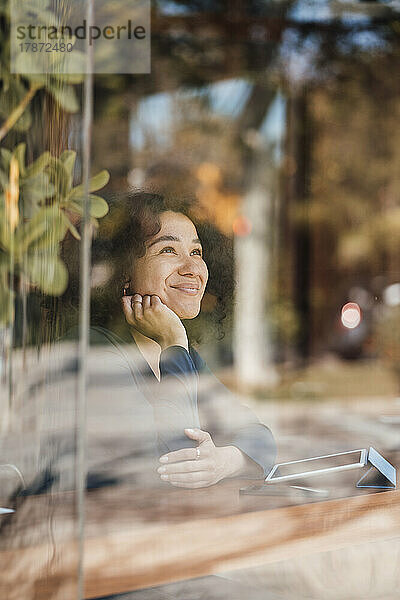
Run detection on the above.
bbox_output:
[157,211,199,240]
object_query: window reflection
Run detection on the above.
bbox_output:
[1,1,400,599]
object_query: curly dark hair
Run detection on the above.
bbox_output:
[103,190,234,342]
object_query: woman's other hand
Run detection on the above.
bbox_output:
[157,428,249,488]
[122,293,188,351]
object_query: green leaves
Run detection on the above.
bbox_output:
[0,77,32,132]
[59,150,76,182]
[51,153,110,221]
[61,211,81,240]
[0,145,110,324]
[0,6,108,326]
[45,81,79,113]
[47,155,72,199]
[87,195,109,219]
[63,167,110,219]
[0,203,70,318]
[24,253,68,295]
[0,144,54,217]
[0,146,110,221]
[67,169,110,198]
[15,205,67,253]
[25,151,51,179]
[67,194,109,219]
[13,142,26,176]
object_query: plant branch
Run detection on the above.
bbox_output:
[0,84,40,143]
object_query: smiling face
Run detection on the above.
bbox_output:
[130,211,209,319]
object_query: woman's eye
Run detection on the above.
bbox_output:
[159,246,202,256]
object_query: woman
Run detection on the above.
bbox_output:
[17,192,275,600]
[110,191,276,489]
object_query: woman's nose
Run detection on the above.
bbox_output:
[178,255,200,277]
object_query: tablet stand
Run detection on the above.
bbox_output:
[240,447,396,496]
[356,447,396,489]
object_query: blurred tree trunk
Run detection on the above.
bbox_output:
[233,84,279,389]
[287,86,311,363]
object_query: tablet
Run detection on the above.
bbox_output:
[0,508,14,514]
[265,449,368,483]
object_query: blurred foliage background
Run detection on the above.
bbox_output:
[2,0,400,394]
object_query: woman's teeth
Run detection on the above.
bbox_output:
[172,286,199,295]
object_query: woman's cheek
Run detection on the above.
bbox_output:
[158,283,173,307]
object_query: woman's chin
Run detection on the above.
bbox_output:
[175,304,201,320]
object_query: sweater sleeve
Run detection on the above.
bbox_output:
[148,345,276,477]
[149,345,201,454]
[192,351,276,478]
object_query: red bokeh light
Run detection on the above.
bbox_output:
[341,302,361,329]
[232,215,252,237]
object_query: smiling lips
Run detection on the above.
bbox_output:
[170,283,201,296]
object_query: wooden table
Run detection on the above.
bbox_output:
[0,480,399,599]
[83,482,400,598]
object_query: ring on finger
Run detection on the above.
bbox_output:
[195,447,200,460]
